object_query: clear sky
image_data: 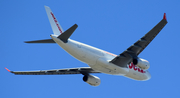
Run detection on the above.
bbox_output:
[1,0,180,98]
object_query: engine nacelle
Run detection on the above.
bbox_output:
[83,75,101,86]
[133,58,150,70]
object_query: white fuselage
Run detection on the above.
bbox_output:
[51,35,151,81]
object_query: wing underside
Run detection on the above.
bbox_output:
[7,67,101,75]
[110,13,168,67]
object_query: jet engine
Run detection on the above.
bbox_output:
[133,58,150,70]
[83,75,101,86]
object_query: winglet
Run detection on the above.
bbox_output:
[5,67,11,72]
[163,13,167,20]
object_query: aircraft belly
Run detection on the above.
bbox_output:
[80,43,105,65]
[51,37,87,63]
[52,38,104,65]
[90,57,129,75]
[124,69,150,81]
[83,52,98,65]
[63,43,87,63]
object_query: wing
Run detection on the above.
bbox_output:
[5,67,101,75]
[110,13,168,67]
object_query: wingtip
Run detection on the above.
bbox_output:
[24,41,29,43]
[163,13,167,20]
[5,67,11,72]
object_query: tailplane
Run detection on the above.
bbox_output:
[25,24,78,43]
[25,39,55,43]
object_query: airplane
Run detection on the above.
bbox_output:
[5,6,168,86]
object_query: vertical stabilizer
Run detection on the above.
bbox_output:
[44,6,64,35]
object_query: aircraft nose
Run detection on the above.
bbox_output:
[145,71,151,80]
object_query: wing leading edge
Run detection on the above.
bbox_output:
[5,67,101,75]
[110,13,168,67]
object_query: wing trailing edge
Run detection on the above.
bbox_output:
[6,67,101,75]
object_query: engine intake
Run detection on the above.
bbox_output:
[83,75,101,86]
[133,58,150,70]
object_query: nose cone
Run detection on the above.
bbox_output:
[144,71,151,80]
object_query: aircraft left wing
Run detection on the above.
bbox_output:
[5,67,101,75]
[110,13,168,67]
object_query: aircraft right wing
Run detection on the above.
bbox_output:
[110,13,168,67]
[5,67,101,75]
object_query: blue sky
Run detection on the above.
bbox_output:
[1,0,180,98]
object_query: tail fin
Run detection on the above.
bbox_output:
[44,6,64,35]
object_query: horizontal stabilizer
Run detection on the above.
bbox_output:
[25,24,77,43]
[25,39,55,43]
[58,24,78,43]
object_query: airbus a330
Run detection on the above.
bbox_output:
[5,6,168,86]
